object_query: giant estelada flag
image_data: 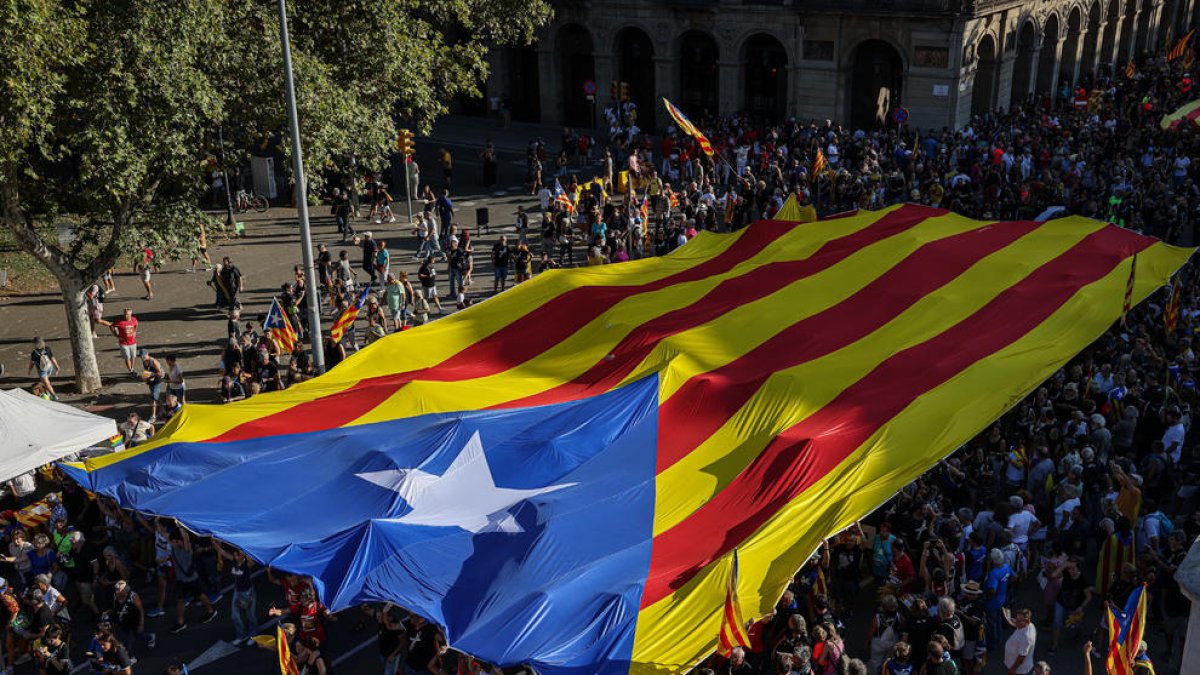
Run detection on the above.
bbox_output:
[63,204,1192,675]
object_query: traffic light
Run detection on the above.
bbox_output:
[396,129,415,156]
[619,81,631,102]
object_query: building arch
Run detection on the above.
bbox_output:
[972,33,999,116]
[556,23,595,127]
[1081,1,1103,77]
[1102,0,1122,65]
[740,33,789,119]
[1011,20,1038,104]
[678,30,720,117]
[1135,0,1156,54]
[1061,6,1084,87]
[844,38,906,130]
[614,25,656,128]
[1038,12,1063,93]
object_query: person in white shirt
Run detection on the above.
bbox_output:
[120,412,155,448]
[1007,496,1040,549]
[1161,406,1186,464]
[1054,484,1082,531]
[1003,608,1038,674]
[7,471,36,508]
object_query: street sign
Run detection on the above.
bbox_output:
[582,80,597,96]
[892,107,910,125]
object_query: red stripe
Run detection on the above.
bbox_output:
[652,218,1040,471]
[640,225,1153,608]
[497,206,940,411]
[210,216,813,442]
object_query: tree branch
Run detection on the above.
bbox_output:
[0,162,78,283]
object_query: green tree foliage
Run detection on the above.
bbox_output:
[0,0,550,392]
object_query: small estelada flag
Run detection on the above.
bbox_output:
[716,548,751,656]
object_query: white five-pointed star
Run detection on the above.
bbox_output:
[355,430,577,534]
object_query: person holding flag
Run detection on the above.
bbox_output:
[1105,584,1149,675]
[264,298,299,355]
[331,286,369,349]
[553,179,574,214]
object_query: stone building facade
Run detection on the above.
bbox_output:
[484,0,1200,131]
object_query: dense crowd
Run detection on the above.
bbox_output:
[14,40,1200,675]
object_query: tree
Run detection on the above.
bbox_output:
[0,0,550,393]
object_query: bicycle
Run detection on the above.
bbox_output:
[235,189,269,213]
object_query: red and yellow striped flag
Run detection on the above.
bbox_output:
[1122,252,1137,325]
[717,549,750,656]
[265,298,299,354]
[813,148,828,176]
[663,98,714,157]
[277,625,299,675]
[67,205,1192,674]
[1165,275,1181,333]
[330,287,369,343]
[1169,29,1194,61]
[1126,60,1137,78]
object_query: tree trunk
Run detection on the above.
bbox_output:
[59,276,103,394]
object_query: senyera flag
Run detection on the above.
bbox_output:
[662,98,714,157]
[61,205,1191,675]
[330,286,369,343]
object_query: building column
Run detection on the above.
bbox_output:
[1106,17,1125,64]
[1045,37,1066,97]
[786,63,804,116]
[1026,44,1043,99]
[995,50,1017,112]
[591,52,614,133]
[538,47,563,125]
[654,56,678,130]
[1061,36,1082,88]
[1088,20,1108,74]
[717,60,740,116]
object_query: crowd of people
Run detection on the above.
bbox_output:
[14,35,1200,675]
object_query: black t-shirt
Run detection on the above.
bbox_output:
[30,347,53,368]
[101,645,132,670]
[30,604,54,633]
[67,542,99,584]
[42,641,70,674]
[221,265,243,294]
[418,263,436,288]
[833,543,863,580]
[1056,572,1092,610]
[492,244,511,267]
[403,621,440,670]
[449,249,468,272]
[377,622,404,658]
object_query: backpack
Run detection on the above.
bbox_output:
[37,351,52,373]
[1151,511,1176,536]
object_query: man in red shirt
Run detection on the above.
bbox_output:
[110,308,140,376]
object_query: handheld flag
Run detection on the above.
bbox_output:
[554,179,574,214]
[663,98,714,157]
[1160,99,1200,130]
[330,287,369,344]
[813,148,828,176]
[666,186,680,210]
[723,191,737,224]
[1169,29,1194,61]
[265,298,300,354]
[1165,276,1181,333]
[277,625,299,675]
[61,206,1193,675]
[716,549,750,656]
[1126,60,1137,79]
[640,194,650,223]
[1106,584,1148,675]
[1122,253,1137,325]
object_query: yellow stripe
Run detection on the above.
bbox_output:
[629,239,1191,673]
[346,210,903,425]
[71,231,754,468]
[649,216,1104,535]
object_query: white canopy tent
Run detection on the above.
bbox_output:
[0,389,118,483]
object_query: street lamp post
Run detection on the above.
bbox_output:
[276,0,326,373]
[217,124,236,228]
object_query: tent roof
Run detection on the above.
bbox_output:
[0,389,117,483]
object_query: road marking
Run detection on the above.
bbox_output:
[332,635,376,666]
